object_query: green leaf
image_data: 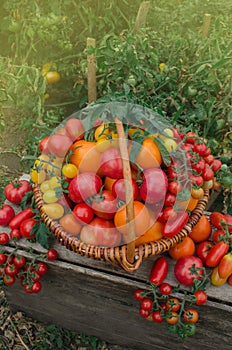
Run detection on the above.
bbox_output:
[153,138,171,166]
[32,222,52,249]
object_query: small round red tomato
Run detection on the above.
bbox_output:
[31,270,41,282]
[164,192,176,206]
[0,233,9,245]
[73,203,94,224]
[202,167,214,181]
[68,173,102,203]
[39,137,50,154]
[100,148,123,179]
[0,253,7,265]
[161,207,177,221]
[191,175,204,187]
[183,309,199,324]
[3,274,15,286]
[91,190,117,220]
[174,256,204,286]
[194,290,207,305]
[159,283,172,295]
[112,178,139,201]
[47,134,72,158]
[196,241,214,264]
[152,310,164,323]
[139,308,150,319]
[166,297,181,312]
[31,281,42,293]
[210,212,226,229]
[168,181,182,195]
[192,143,207,157]
[192,159,206,173]
[10,229,21,240]
[0,204,15,226]
[141,298,153,312]
[224,214,232,233]
[36,262,48,275]
[4,180,32,205]
[211,159,222,172]
[5,263,18,276]
[13,255,26,268]
[185,132,197,144]
[133,289,145,301]
[212,229,226,243]
[20,218,37,239]
[204,154,214,165]
[65,118,84,141]
[46,249,58,260]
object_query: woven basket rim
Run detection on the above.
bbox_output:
[33,184,209,271]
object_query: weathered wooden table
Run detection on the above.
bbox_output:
[1,186,231,350]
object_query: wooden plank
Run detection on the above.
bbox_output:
[87,37,97,103]
[133,1,150,34]
[4,258,232,350]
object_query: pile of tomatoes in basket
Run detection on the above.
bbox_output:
[31,115,222,248]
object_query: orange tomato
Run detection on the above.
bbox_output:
[189,214,212,242]
[114,201,150,237]
[191,187,204,199]
[169,236,195,260]
[59,213,81,235]
[104,177,117,191]
[186,196,198,211]
[70,140,101,173]
[135,220,163,246]
[133,138,162,170]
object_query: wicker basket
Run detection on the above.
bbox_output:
[33,118,209,272]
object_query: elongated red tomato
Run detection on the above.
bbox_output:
[218,253,232,279]
[149,256,168,285]
[205,241,229,267]
[9,208,34,229]
[162,211,189,238]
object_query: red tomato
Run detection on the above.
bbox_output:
[73,203,94,224]
[211,159,222,172]
[47,134,73,157]
[0,204,15,226]
[100,148,123,179]
[191,175,204,187]
[68,173,102,203]
[0,253,7,264]
[0,233,9,245]
[212,229,226,243]
[204,154,214,165]
[133,289,145,301]
[168,181,182,195]
[36,262,48,275]
[112,178,139,201]
[192,143,207,157]
[5,264,18,276]
[4,180,31,205]
[224,214,232,233]
[65,118,84,141]
[169,236,195,260]
[13,255,26,268]
[159,283,172,295]
[9,208,34,230]
[149,256,168,285]
[185,132,198,144]
[139,308,150,318]
[174,255,204,286]
[210,212,226,229]
[140,168,168,204]
[31,281,42,293]
[46,249,58,260]
[92,190,117,220]
[152,311,164,323]
[162,211,189,238]
[80,217,121,247]
[10,229,21,240]
[3,274,15,286]
[20,218,36,239]
[161,207,177,221]
[191,159,206,173]
[205,241,229,267]
[196,241,214,264]
[202,166,214,181]
[194,290,208,305]
[183,309,199,324]
[141,298,153,312]
[164,192,176,206]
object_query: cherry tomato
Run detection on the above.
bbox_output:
[62,163,78,179]
[159,283,172,295]
[133,289,145,301]
[59,213,82,235]
[5,263,18,276]
[3,274,15,286]
[36,262,48,275]
[205,241,229,267]
[45,71,60,84]
[194,290,208,305]
[204,154,214,165]
[191,187,204,199]
[191,175,204,187]
[42,203,64,220]
[4,180,31,205]
[211,159,222,172]
[174,255,204,286]
[224,214,232,233]
[13,255,26,268]
[10,229,21,240]
[0,253,7,265]
[20,218,37,239]
[164,192,176,206]
[31,281,42,293]
[212,229,226,243]
[185,132,198,144]
[183,309,199,324]
[196,241,214,264]
[0,233,9,245]
[191,159,206,174]
[168,181,182,195]
[141,298,153,312]
[166,297,181,312]
[210,212,226,229]
[92,190,117,220]
[202,166,214,181]
[47,134,72,158]
[152,311,164,323]
[46,249,58,260]
[139,308,150,318]
[112,178,139,201]
[73,203,94,225]
[0,204,15,226]
[161,207,177,222]
[192,143,207,157]
[166,311,179,325]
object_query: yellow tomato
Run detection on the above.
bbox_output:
[62,163,78,178]
[163,138,177,153]
[48,176,62,190]
[40,180,51,193]
[43,189,59,204]
[94,123,110,141]
[45,71,61,84]
[42,203,64,219]
[128,127,144,139]
[160,128,174,140]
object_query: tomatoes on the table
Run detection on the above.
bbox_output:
[20,218,37,239]
[210,212,226,229]
[5,263,18,276]
[210,266,228,286]
[0,233,9,245]
[3,274,15,286]
[159,283,172,295]
[36,262,48,275]
[194,290,208,305]
[189,214,212,242]
[205,241,229,267]
[68,172,102,203]
[46,249,58,260]
[165,312,179,325]
[152,311,164,323]
[0,204,15,226]
[13,255,26,268]
[149,256,168,285]
[174,255,204,286]
[4,180,31,205]
[218,253,232,279]
[183,309,199,324]
[10,229,21,240]
[141,298,153,312]
[196,241,214,264]
[169,236,195,260]
[133,289,145,301]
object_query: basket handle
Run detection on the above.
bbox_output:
[115,117,136,264]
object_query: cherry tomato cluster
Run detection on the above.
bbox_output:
[0,244,58,293]
[134,256,208,339]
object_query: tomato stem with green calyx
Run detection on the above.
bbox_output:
[93,185,105,203]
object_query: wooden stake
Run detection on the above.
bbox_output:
[87,37,97,103]
[115,117,135,264]
[202,13,211,39]
[133,1,150,34]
